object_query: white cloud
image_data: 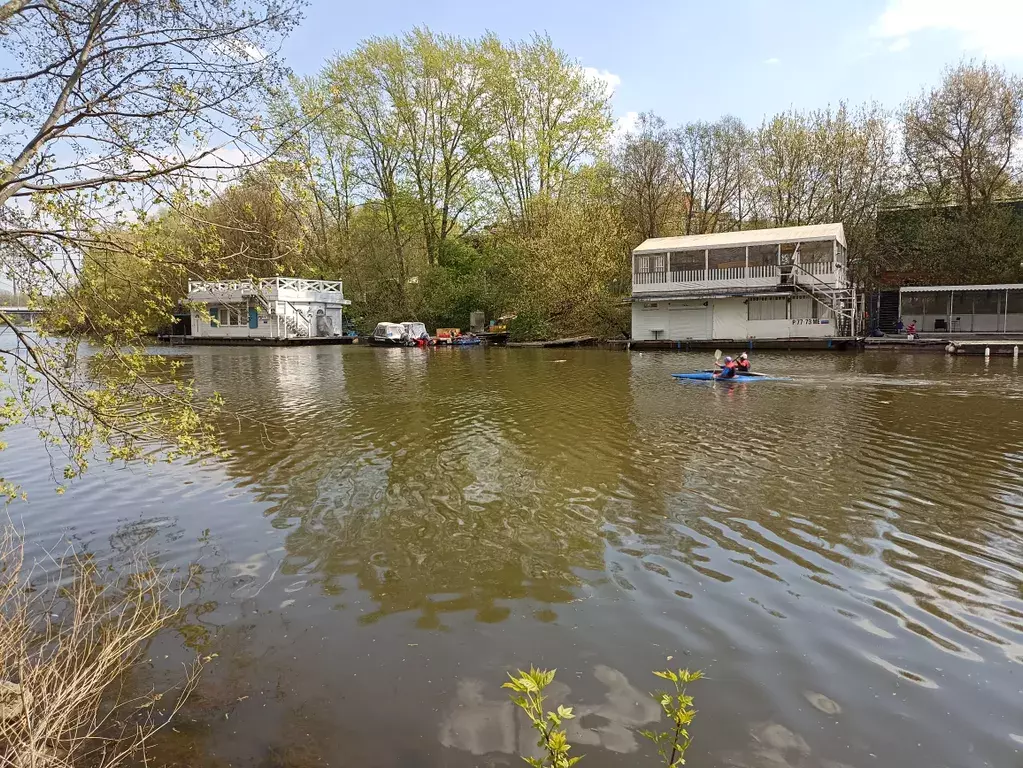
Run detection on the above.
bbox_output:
[888,37,911,52]
[872,0,1023,58]
[582,66,622,98]
[764,57,780,65]
[613,111,640,139]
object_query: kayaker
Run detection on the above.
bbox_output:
[715,356,738,379]
[736,352,751,372]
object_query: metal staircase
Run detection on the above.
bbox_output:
[790,263,856,336]
[250,292,309,337]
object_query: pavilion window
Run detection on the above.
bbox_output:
[669,252,703,272]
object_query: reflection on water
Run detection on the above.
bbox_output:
[440,665,661,757]
[4,345,1023,768]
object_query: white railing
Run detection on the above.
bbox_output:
[188,277,344,295]
[670,269,705,283]
[708,267,744,280]
[633,264,789,287]
[747,265,779,279]
[633,272,667,285]
[798,261,834,276]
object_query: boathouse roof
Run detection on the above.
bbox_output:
[634,223,846,254]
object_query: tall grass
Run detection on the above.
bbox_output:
[0,526,201,767]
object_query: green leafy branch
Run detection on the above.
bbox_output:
[504,667,581,768]
[640,668,704,768]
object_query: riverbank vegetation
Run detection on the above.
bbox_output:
[0,526,201,768]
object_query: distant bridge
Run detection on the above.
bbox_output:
[0,306,48,325]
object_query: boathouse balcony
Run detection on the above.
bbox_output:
[632,224,848,298]
[187,277,348,305]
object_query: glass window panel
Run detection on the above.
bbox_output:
[902,294,925,315]
[799,241,832,264]
[973,290,1001,314]
[748,244,777,267]
[1006,290,1023,314]
[670,252,703,271]
[922,292,950,315]
[951,292,973,315]
[708,247,745,270]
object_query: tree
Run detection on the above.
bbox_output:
[272,76,361,282]
[672,117,748,234]
[481,34,613,228]
[614,113,678,241]
[903,60,1023,207]
[0,0,304,495]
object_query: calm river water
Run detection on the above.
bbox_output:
[4,346,1023,768]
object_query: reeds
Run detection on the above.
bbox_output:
[0,526,201,767]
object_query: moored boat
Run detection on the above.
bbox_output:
[369,322,406,346]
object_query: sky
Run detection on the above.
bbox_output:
[280,0,1023,133]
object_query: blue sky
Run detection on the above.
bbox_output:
[281,0,1023,131]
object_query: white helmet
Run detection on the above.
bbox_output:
[740,352,748,359]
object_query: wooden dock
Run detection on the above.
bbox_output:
[155,335,357,347]
[507,335,597,348]
[864,336,1023,355]
[627,337,861,352]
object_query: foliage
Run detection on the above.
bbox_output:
[507,310,553,343]
[505,665,704,768]
[0,0,304,494]
[0,525,205,768]
[640,668,704,768]
[902,60,1023,207]
[504,668,581,768]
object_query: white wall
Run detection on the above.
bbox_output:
[191,300,347,338]
[632,297,838,341]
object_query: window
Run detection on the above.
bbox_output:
[902,293,926,316]
[922,291,950,315]
[748,297,788,321]
[217,304,246,326]
[635,254,666,274]
[972,290,1002,315]
[669,252,703,272]
[779,243,798,266]
[799,241,832,264]
[1007,290,1023,314]
[951,292,973,316]
[748,244,778,267]
[708,247,745,270]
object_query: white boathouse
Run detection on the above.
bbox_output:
[630,224,856,342]
[187,277,351,340]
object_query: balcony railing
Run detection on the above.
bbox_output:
[633,263,844,291]
[188,277,344,295]
[634,265,780,286]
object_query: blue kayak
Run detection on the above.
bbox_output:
[672,371,790,382]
